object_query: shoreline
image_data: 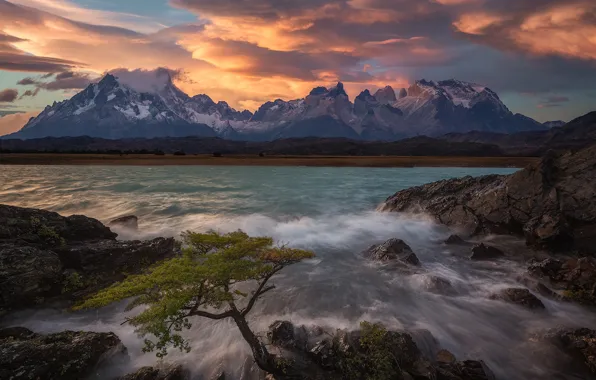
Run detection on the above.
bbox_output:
[0,153,538,167]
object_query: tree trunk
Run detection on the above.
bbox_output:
[231,310,280,374]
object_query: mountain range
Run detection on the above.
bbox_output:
[4,73,548,141]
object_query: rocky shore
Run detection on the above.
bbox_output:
[1,144,596,379]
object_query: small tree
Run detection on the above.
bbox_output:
[75,231,314,375]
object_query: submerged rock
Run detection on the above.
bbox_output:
[469,244,504,260]
[382,145,596,253]
[0,204,177,313]
[489,288,545,310]
[109,215,139,230]
[422,275,456,295]
[444,234,466,245]
[0,327,127,380]
[363,238,420,266]
[117,365,189,380]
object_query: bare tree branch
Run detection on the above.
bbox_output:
[188,309,234,320]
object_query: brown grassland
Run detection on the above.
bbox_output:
[0,153,538,167]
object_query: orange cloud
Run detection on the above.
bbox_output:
[0,111,38,136]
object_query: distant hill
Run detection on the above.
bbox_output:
[3,73,545,141]
[442,111,596,156]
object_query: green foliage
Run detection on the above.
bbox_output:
[75,230,314,359]
[62,272,85,294]
[336,322,399,380]
[30,216,66,246]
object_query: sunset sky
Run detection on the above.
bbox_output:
[0,0,595,134]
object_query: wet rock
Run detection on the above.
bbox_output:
[421,275,456,295]
[382,145,596,253]
[0,327,127,380]
[437,360,496,380]
[528,257,596,305]
[0,204,116,244]
[469,244,504,260]
[267,320,299,349]
[531,327,596,376]
[117,364,189,380]
[109,215,139,230]
[489,288,545,310]
[266,321,495,380]
[436,349,456,363]
[0,204,177,312]
[444,234,466,245]
[364,238,420,266]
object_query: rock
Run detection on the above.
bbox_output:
[267,320,298,349]
[0,204,116,245]
[531,327,596,376]
[364,238,420,266]
[444,234,466,245]
[0,327,127,380]
[436,349,456,363]
[528,257,596,305]
[0,245,63,311]
[437,360,496,380]
[489,288,545,310]
[421,275,456,295]
[117,365,189,380]
[0,204,177,313]
[382,145,596,253]
[266,321,495,380]
[109,215,139,230]
[469,244,504,260]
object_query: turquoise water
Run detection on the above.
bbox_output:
[1,165,594,380]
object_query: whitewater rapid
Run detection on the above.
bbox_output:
[2,165,595,379]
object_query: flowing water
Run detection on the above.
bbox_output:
[1,165,595,380]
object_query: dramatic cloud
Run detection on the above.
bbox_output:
[0,0,594,121]
[0,88,18,102]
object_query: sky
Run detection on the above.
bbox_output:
[0,0,595,134]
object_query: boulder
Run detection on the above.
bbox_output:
[382,145,596,253]
[489,288,545,310]
[528,257,596,305]
[109,215,139,230]
[0,204,177,313]
[117,365,189,380]
[422,276,456,295]
[266,321,495,380]
[0,327,127,380]
[531,327,596,376]
[363,238,420,266]
[444,234,466,245]
[469,244,504,261]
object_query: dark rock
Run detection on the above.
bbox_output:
[528,257,596,305]
[267,321,298,349]
[444,234,466,245]
[109,215,139,230]
[531,327,596,376]
[0,204,117,245]
[0,204,177,312]
[266,321,495,380]
[437,360,496,380]
[0,327,127,380]
[422,276,456,295]
[117,365,189,380]
[382,145,596,253]
[0,245,63,311]
[489,288,545,309]
[364,238,420,266]
[470,244,504,260]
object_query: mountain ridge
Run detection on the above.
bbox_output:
[4,73,547,141]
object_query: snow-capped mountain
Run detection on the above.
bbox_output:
[6,74,546,141]
[543,120,566,128]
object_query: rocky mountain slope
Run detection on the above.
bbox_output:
[3,74,546,141]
